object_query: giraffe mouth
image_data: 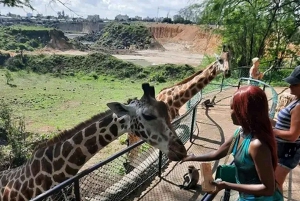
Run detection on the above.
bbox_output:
[224,70,231,78]
[167,143,187,161]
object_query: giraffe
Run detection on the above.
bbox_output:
[0,83,187,201]
[127,45,232,165]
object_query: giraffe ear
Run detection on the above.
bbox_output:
[107,102,136,116]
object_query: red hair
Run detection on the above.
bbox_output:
[233,86,277,170]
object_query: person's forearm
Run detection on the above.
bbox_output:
[273,129,298,142]
[188,151,225,162]
[270,118,276,127]
[223,182,275,196]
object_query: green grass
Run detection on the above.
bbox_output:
[0,70,177,133]
[9,25,51,31]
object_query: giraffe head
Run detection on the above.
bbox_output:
[107,83,187,161]
[214,44,232,78]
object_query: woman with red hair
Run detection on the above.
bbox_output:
[181,85,283,200]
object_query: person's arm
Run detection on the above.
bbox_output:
[274,104,300,142]
[249,67,255,78]
[181,135,234,162]
[215,139,275,196]
[258,72,264,80]
[269,118,276,127]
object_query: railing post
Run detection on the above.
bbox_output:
[158,151,162,178]
[220,75,225,92]
[74,179,81,201]
[222,189,231,201]
[190,107,196,143]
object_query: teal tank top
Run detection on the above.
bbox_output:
[233,133,283,201]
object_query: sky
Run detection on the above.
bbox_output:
[0,0,192,19]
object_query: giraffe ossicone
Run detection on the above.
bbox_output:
[0,83,187,201]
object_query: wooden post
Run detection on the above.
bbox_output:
[200,162,216,193]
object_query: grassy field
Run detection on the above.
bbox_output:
[0,69,180,134]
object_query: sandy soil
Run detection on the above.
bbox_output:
[113,43,204,67]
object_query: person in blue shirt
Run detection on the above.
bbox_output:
[270,66,300,193]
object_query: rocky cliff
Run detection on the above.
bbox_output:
[147,23,221,54]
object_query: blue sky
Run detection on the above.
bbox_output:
[0,0,192,19]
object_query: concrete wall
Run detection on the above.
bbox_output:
[57,22,107,33]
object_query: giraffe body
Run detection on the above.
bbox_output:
[127,46,232,165]
[0,83,187,201]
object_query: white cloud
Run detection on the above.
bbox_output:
[0,0,190,19]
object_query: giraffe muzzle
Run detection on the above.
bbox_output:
[167,139,187,161]
[224,69,231,78]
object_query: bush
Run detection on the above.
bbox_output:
[0,51,10,65]
[0,101,31,169]
[94,22,159,50]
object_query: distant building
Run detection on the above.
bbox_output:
[115,14,129,21]
[135,16,142,21]
[87,15,100,22]
[27,13,33,18]
[143,16,155,22]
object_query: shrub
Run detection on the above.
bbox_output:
[0,101,30,169]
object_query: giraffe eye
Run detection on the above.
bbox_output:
[218,59,224,64]
[142,114,157,121]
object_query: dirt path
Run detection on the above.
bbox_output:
[113,43,204,67]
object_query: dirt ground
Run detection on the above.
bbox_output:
[113,43,204,67]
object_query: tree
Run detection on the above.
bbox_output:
[4,70,13,85]
[0,0,32,9]
[0,0,79,16]
[178,3,203,23]
[196,0,300,67]
[162,17,173,23]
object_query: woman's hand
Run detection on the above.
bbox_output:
[180,153,196,163]
[211,180,227,193]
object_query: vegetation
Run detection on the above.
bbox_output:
[193,0,300,67]
[4,70,13,85]
[0,0,32,8]
[2,52,195,82]
[0,25,86,52]
[87,22,163,50]
[0,26,52,51]
[0,100,38,170]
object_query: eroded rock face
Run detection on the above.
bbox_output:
[147,23,221,54]
[45,29,75,50]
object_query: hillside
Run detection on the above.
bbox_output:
[0,25,87,52]
[147,23,221,55]
[76,22,164,51]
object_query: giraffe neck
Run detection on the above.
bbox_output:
[158,62,219,119]
[0,112,131,201]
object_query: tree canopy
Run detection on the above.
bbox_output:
[0,0,33,8]
[187,0,300,67]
